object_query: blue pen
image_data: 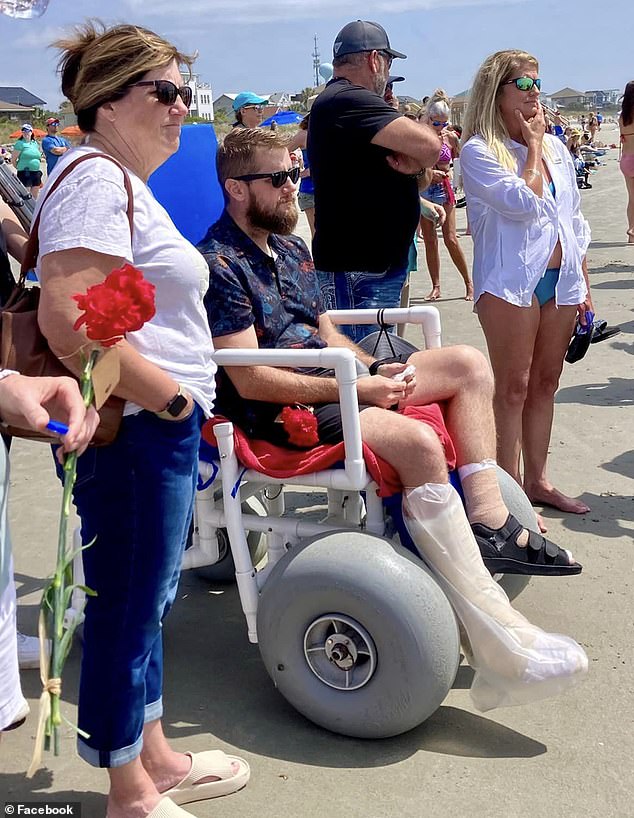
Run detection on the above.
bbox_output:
[46,420,69,436]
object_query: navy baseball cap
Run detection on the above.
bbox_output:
[387,75,405,86]
[333,20,407,60]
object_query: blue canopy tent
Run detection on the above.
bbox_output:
[148,123,224,246]
[260,110,304,127]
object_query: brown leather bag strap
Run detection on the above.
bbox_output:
[20,152,135,283]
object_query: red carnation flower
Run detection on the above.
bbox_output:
[73,263,156,347]
[280,406,319,448]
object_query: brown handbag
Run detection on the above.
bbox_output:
[0,153,134,445]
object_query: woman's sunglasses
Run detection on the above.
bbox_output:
[502,76,542,92]
[431,120,448,127]
[232,167,301,188]
[129,80,193,108]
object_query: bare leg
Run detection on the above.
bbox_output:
[476,294,540,484]
[107,758,162,818]
[419,215,441,300]
[359,407,447,487]
[305,206,316,240]
[522,299,590,514]
[441,205,473,299]
[625,175,634,240]
[401,345,495,466]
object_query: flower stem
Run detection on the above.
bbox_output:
[49,348,99,755]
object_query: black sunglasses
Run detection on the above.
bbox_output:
[129,80,193,108]
[502,76,542,92]
[232,167,301,188]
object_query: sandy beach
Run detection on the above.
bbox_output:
[2,124,633,817]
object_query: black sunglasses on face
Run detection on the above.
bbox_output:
[378,50,393,68]
[129,80,193,108]
[232,167,301,188]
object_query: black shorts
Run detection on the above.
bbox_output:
[17,169,42,188]
[250,401,373,448]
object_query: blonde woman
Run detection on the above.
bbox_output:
[418,90,473,301]
[461,50,593,520]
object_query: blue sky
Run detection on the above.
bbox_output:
[0,0,630,110]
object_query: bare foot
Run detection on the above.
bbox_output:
[628,231,634,244]
[536,512,548,533]
[424,288,441,301]
[106,791,162,818]
[527,484,590,515]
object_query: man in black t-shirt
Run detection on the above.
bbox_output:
[308,20,441,341]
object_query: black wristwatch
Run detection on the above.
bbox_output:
[156,386,189,420]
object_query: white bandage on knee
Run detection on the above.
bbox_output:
[457,459,497,481]
[402,483,588,712]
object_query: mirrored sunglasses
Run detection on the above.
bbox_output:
[129,80,193,108]
[241,105,265,113]
[233,167,301,188]
[502,76,541,92]
[432,120,448,127]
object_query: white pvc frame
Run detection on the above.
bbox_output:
[185,307,442,643]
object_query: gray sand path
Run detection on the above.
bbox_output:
[2,126,633,817]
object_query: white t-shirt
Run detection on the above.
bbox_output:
[34,146,216,416]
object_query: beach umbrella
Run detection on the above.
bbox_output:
[9,127,46,138]
[60,124,82,136]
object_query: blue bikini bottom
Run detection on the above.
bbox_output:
[533,267,560,306]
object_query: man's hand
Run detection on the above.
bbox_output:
[430,169,448,184]
[357,372,415,409]
[0,374,100,456]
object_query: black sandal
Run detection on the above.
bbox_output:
[471,514,582,576]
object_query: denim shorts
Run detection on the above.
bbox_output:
[420,182,447,206]
[61,406,204,767]
[297,191,315,211]
[316,265,409,343]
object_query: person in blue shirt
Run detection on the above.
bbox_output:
[41,117,70,175]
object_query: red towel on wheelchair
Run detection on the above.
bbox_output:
[202,404,456,498]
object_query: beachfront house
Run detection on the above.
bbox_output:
[550,87,588,109]
[0,86,46,120]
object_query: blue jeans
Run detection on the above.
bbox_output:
[67,406,203,767]
[316,265,408,343]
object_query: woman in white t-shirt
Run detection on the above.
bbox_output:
[461,50,593,523]
[36,23,249,818]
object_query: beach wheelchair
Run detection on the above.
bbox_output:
[182,307,535,739]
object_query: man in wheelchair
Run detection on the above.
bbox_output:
[198,128,587,708]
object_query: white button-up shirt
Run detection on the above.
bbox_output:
[461,134,590,307]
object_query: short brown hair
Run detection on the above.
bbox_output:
[217,128,290,199]
[53,20,195,132]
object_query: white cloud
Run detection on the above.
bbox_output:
[125,0,511,24]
